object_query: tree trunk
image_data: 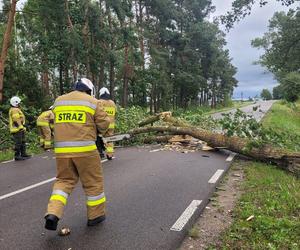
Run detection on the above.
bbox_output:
[122,43,129,107]
[0,0,18,103]
[143,135,174,144]
[41,55,49,95]
[129,126,300,176]
[107,3,115,100]
[59,62,64,95]
[82,0,91,78]
[64,0,78,82]
[137,0,145,69]
[109,61,115,100]
[150,84,154,115]
[138,111,190,127]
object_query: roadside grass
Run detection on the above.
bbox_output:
[215,161,300,250]
[0,146,43,162]
[209,101,300,249]
[0,149,14,162]
[0,130,44,162]
[262,100,300,137]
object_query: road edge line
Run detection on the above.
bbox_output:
[170,200,203,232]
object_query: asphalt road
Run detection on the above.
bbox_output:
[0,146,233,250]
[211,100,276,121]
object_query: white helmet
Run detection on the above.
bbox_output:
[10,96,21,107]
[75,78,95,97]
[99,87,110,96]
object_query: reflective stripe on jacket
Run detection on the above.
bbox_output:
[98,99,116,129]
[9,107,25,133]
[37,110,54,127]
[53,91,110,158]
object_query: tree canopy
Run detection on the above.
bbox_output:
[221,0,297,29]
[260,88,272,100]
[252,8,300,102]
[0,0,238,112]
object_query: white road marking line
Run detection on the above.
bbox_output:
[226,153,237,162]
[1,160,14,164]
[170,200,202,232]
[0,158,111,201]
[149,149,163,153]
[0,177,56,201]
[208,169,224,184]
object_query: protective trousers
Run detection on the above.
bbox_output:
[46,154,105,220]
[38,126,52,149]
[105,128,114,157]
[13,130,26,157]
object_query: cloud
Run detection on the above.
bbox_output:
[211,0,297,97]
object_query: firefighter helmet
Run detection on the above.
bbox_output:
[99,87,110,96]
[10,96,21,107]
[75,78,95,97]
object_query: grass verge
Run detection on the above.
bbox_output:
[262,100,300,137]
[0,146,43,162]
[215,161,300,250]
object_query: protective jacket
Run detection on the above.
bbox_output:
[98,99,116,130]
[37,110,55,149]
[37,110,55,128]
[9,107,25,133]
[98,99,116,157]
[52,91,110,158]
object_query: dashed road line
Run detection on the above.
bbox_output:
[0,158,113,201]
[208,169,224,184]
[0,177,56,201]
[226,153,237,162]
[170,200,202,232]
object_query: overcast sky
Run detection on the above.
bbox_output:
[211,0,298,99]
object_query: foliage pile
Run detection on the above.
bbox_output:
[219,108,300,152]
[173,107,218,130]
[115,106,147,134]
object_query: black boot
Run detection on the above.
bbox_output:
[45,214,59,230]
[87,215,106,226]
[14,149,24,161]
[21,145,31,159]
[15,155,25,161]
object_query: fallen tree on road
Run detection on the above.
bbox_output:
[130,112,300,177]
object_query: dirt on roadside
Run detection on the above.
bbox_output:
[180,161,245,250]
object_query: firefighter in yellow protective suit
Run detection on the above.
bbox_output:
[37,107,54,149]
[8,96,31,161]
[98,87,116,160]
[44,78,110,230]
